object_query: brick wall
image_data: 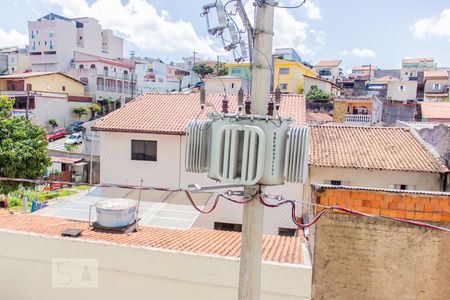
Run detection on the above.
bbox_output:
[309,186,450,299]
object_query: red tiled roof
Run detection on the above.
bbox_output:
[314,60,342,67]
[424,70,449,79]
[310,126,448,173]
[93,93,306,134]
[0,210,305,265]
[306,112,333,122]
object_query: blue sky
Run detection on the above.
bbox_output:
[2,0,450,72]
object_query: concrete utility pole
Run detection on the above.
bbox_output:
[238,1,275,300]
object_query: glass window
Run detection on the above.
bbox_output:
[280,83,288,90]
[278,228,297,237]
[433,83,441,90]
[279,67,290,74]
[214,222,242,232]
[49,32,53,38]
[231,68,241,74]
[131,140,157,161]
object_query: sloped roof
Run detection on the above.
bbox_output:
[306,112,333,122]
[0,72,86,85]
[93,93,306,134]
[424,70,449,79]
[0,210,306,265]
[314,60,342,67]
[421,102,450,120]
[310,126,448,173]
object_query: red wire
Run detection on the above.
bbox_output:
[185,190,219,214]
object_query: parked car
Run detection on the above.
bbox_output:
[66,121,84,134]
[64,133,82,146]
[46,128,67,142]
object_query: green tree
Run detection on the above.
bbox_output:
[0,96,51,193]
[0,96,14,118]
[48,118,58,129]
[88,103,101,119]
[72,105,88,121]
[215,62,228,76]
[306,86,332,101]
[192,64,214,79]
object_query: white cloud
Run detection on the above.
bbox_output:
[411,8,450,39]
[303,0,321,20]
[0,28,28,48]
[350,48,376,58]
[44,0,217,56]
[340,50,349,56]
[310,29,326,45]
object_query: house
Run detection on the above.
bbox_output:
[67,52,136,106]
[421,102,450,123]
[0,71,92,127]
[273,58,318,93]
[349,65,377,80]
[28,13,123,72]
[385,78,417,102]
[401,57,435,81]
[303,126,449,203]
[204,75,250,93]
[313,60,342,83]
[303,74,343,97]
[0,46,31,74]
[423,70,449,102]
[0,208,312,299]
[92,92,307,235]
[332,96,383,125]
[309,185,450,299]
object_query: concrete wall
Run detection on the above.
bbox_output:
[303,167,444,202]
[99,131,305,234]
[204,78,249,93]
[311,213,450,299]
[26,73,85,96]
[415,124,450,167]
[304,76,331,95]
[0,230,312,300]
[387,80,417,102]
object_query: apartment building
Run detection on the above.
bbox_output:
[313,60,342,83]
[67,52,135,105]
[349,65,377,80]
[423,70,449,102]
[28,13,123,72]
[401,57,436,81]
[0,71,92,127]
[273,48,303,64]
[136,59,190,93]
[0,46,31,74]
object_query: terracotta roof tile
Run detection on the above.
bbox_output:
[310,126,448,173]
[93,93,306,134]
[306,112,333,122]
[424,70,449,79]
[314,60,342,67]
[421,102,450,120]
[0,210,305,265]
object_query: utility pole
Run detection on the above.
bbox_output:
[238,1,275,300]
[192,51,197,86]
[216,55,219,76]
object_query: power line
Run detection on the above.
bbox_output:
[0,177,449,232]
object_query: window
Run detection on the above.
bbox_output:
[279,67,290,74]
[44,41,47,46]
[90,64,96,69]
[388,184,415,190]
[231,83,235,89]
[278,228,297,237]
[49,32,53,38]
[231,68,241,74]
[44,51,56,55]
[49,41,53,49]
[330,180,342,186]
[433,83,441,90]
[131,140,157,161]
[280,83,288,90]
[398,85,405,92]
[79,65,84,69]
[62,86,65,92]
[214,222,242,232]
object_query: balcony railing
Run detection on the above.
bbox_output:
[345,114,371,124]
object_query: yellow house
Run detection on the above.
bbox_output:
[0,72,86,97]
[225,59,318,94]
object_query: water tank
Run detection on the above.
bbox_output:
[95,198,137,228]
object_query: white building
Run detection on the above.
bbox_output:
[92,93,308,235]
[0,46,31,74]
[28,13,123,72]
[313,60,342,84]
[204,75,250,93]
[67,52,135,105]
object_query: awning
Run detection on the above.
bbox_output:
[51,156,83,164]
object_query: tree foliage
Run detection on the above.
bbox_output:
[215,62,228,76]
[48,118,58,129]
[72,105,88,120]
[0,96,51,193]
[306,86,332,101]
[0,96,14,118]
[88,103,101,119]
[192,64,214,79]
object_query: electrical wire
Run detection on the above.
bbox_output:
[0,177,449,232]
[258,0,306,9]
